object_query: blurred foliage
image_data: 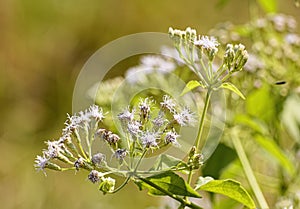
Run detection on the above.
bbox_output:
[1,0,300,209]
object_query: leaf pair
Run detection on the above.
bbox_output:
[181,80,245,100]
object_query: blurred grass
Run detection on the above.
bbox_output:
[0,0,299,209]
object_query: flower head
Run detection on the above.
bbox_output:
[194,36,219,50]
[99,177,116,194]
[87,105,105,121]
[92,153,106,166]
[165,130,180,146]
[173,107,196,126]
[113,149,128,163]
[88,170,102,184]
[140,131,160,148]
[34,155,49,173]
[160,95,176,113]
[118,107,135,122]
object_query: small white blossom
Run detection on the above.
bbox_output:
[152,112,167,127]
[34,155,49,173]
[194,35,220,50]
[173,107,196,126]
[285,33,300,45]
[112,149,128,163]
[165,130,180,146]
[118,107,135,122]
[140,131,160,148]
[88,105,105,121]
[160,95,177,113]
[141,55,176,73]
[44,140,64,158]
[127,121,142,137]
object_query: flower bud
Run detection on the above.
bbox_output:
[88,170,103,184]
[99,177,116,194]
[92,153,106,166]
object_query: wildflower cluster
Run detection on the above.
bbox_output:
[34,95,197,194]
[118,95,195,152]
[168,27,248,90]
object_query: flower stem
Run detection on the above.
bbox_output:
[195,89,212,151]
[231,129,269,209]
[187,89,211,186]
[137,176,203,209]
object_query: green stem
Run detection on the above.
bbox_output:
[110,176,131,194]
[137,176,203,209]
[195,89,212,150]
[187,89,211,186]
[133,148,148,173]
[232,130,269,209]
[74,129,88,160]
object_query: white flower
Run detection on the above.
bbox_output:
[285,33,300,45]
[34,155,49,172]
[140,131,159,148]
[112,149,128,162]
[160,95,177,113]
[165,130,180,146]
[127,121,142,137]
[88,105,105,121]
[152,112,167,127]
[194,35,219,50]
[141,55,176,73]
[173,107,196,126]
[118,107,135,122]
[44,140,64,158]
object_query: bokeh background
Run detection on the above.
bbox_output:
[1,0,299,209]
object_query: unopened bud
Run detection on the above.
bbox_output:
[99,177,116,194]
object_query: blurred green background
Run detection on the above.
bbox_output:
[0,0,299,209]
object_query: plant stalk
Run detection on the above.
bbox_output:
[232,130,269,209]
[138,176,203,209]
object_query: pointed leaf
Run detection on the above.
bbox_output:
[254,135,295,176]
[256,0,277,13]
[181,80,204,96]
[135,171,201,198]
[196,178,256,209]
[219,82,245,100]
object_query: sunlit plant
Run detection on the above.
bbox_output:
[34,27,257,209]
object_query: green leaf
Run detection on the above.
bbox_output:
[281,94,300,143]
[256,0,278,13]
[149,154,187,172]
[219,82,245,100]
[254,135,296,176]
[196,178,256,209]
[135,171,201,198]
[246,85,275,122]
[181,80,204,96]
[234,114,268,135]
[202,143,237,179]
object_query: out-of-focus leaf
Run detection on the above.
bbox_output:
[281,94,300,143]
[196,178,256,209]
[135,171,201,198]
[216,0,231,9]
[234,114,268,135]
[181,80,204,96]
[149,154,187,171]
[246,85,275,122]
[202,143,237,179]
[254,134,296,176]
[219,82,245,100]
[256,0,278,13]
